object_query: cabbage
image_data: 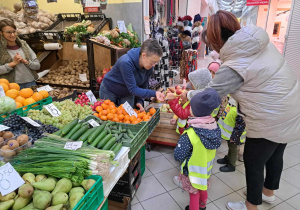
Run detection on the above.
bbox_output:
[0,96,16,114]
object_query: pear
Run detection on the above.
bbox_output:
[35,174,47,182]
[21,202,40,210]
[72,181,81,187]
[22,173,36,185]
[12,196,32,210]
[0,199,15,210]
[51,178,72,195]
[32,177,57,192]
[69,192,84,210]
[51,192,68,206]
[0,191,16,201]
[46,204,64,210]
[33,191,52,209]
[81,179,96,191]
[18,183,34,198]
[69,187,85,198]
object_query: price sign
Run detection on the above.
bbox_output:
[79,74,88,82]
[88,119,100,127]
[0,85,5,97]
[0,125,10,132]
[21,117,41,127]
[27,0,37,7]
[44,104,61,117]
[123,101,137,117]
[64,141,83,150]
[37,85,53,92]
[117,21,127,33]
[85,90,97,103]
[0,163,25,196]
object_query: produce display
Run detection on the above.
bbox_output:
[37,60,90,88]
[48,88,75,100]
[74,92,90,106]
[96,67,112,85]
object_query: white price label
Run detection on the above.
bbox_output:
[0,125,10,132]
[85,91,97,103]
[88,119,100,127]
[123,101,137,117]
[37,85,53,92]
[21,117,41,127]
[0,85,5,97]
[79,74,88,82]
[64,141,83,150]
[0,163,25,196]
[117,21,127,33]
[44,104,61,117]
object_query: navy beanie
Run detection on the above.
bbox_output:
[190,88,221,117]
[183,30,191,37]
[194,14,202,23]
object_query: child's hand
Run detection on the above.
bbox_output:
[180,91,188,102]
[166,93,176,100]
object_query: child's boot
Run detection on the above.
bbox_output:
[217,155,229,164]
[219,164,236,172]
[185,206,206,210]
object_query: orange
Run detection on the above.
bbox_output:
[0,79,9,86]
[124,120,131,124]
[110,108,117,114]
[137,118,142,122]
[104,99,111,105]
[118,114,124,121]
[124,115,130,121]
[137,113,145,119]
[93,113,99,118]
[143,115,149,121]
[107,113,114,120]
[101,103,108,110]
[96,106,103,113]
[15,96,25,105]
[100,115,108,121]
[8,83,20,91]
[149,108,156,115]
[112,117,119,122]
[6,89,19,99]
[23,97,36,106]
[20,88,33,98]
[38,90,49,99]
[132,120,139,124]
[101,110,108,115]
[0,83,9,92]
[122,109,128,115]
[108,105,116,110]
[129,115,137,122]
[16,102,23,109]
[117,109,123,115]
[108,102,115,106]
[32,92,43,101]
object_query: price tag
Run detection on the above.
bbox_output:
[123,101,137,117]
[0,163,25,196]
[37,85,53,92]
[0,125,10,132]
[44,104,61,117]
[0,86,5,97]
[117,21,127,33]
[27,0,37,7]
[64,141,83,150]
[21,117,41,127]
[79,74,88,82]
[85,90,97,103]
[88,119,100,127]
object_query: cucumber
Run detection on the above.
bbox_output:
[102,137,116,150]
[83,141,89,146]
[116,133,123,141]
[112,142,123,155]
[110,126,117,130]
[78,127,97,142]
[70,124,89,140]
[118,124,122,132]
[64,122,83,139]
[90,130,107,147]
[121,129,127,133]
[62,119,79,135]
[127,129,133,136]
[106,121,115,127]
[106,127,111,134]
[96,134,112,149]
[111,130,120,134]
[87,124,106,143]
[110,142,117,151]
[53,129,62,136]
[128,133,135,139]
[123,133,131,140]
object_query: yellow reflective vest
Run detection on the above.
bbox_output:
[176,101,190,134]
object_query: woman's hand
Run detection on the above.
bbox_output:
[166,93,176,101]
[136,103,145,112]
[15,53,29,64]
[156,91,165,101]
[9,55,21,68]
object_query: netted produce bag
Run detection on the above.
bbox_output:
[22,0,39,22]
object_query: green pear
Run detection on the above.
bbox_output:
[51,192,68,206]
[35,174,47,182]
[33,191,52,209]
[69,187,85,198]
[22,173,36,185]
[12,196,32,210]
[72,181,81,187]
[0,199,15,210]
[69,192,84,210]
[45,204,64,210]
[0,191,16,201]
[18,183,34,198]
[81,179,96,191]
[32,177,57,192]
[51,178,72,195]
[21,202,40,210]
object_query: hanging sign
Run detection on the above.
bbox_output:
[123,101,137,117]
[64,141,83,150]
[0,125,10,132]
[117,21,127,33]
[0,86,5,97]
[85,91,97,103]
[21,117,42,127]
[37,85,53,92]
[44,104,61,117]
[246,0,269,6]
[0,163,25,196]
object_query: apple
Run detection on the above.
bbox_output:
[97,76,103,84]
[175,85,181,89]
[176,89,182,95]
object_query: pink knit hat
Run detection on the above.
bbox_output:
[208,62,221,73]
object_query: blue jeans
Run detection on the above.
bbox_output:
[100,84,135,107]
[19,81,37,89]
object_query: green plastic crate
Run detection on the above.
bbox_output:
[73,175,104,210]
[0,96,52,123]
[100,199,108,210]
[140,145,146,177]
[145,108,160,136]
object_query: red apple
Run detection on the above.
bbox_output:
[176,89,182,95]
[175,85,181,89]
[97,76,103,84]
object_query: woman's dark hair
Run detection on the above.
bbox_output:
[0,19,16,32]
[140,38,163,57]
[207,10,241,53]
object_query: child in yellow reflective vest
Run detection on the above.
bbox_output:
[174,89,222,210]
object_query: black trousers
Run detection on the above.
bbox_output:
[244,137,287,205]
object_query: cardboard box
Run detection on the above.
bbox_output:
[108,197,131,210]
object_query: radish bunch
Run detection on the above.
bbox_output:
[90,99,104,111]
[75,93,90,106]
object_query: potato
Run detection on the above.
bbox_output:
[3,131,14,140]
[0,137,4,144]
[0,131,4,137]
[17,135,29,146]
[0,148,16,158]
[7,140,19,150]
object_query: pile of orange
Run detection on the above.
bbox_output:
[93,99,156,124]
[0,78,49,109]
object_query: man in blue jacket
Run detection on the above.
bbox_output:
[100,39,165,110]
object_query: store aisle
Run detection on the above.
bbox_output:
[131,140,300,210]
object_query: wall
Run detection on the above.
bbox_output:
[187,0,201,20]
[179,0,188,17]
[271,11,289,42]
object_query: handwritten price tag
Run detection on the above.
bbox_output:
[44,104,61,117]
[88,119,100,127]
[0,163,25,196]
[123,101,137,117]
[117,21,127,33]
[79,74,88,82]
[64,141,83,150]
[0,125,10,132]
[21,117,41,127]
[85,90,97,103]
[0,86,5,97]
[37,85,53,92]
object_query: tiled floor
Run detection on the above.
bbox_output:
[131,140,300,210]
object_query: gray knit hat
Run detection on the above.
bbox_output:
[188,68,212,90]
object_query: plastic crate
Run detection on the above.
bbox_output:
[145,108,160,136]
[73,175,104,210]
[81,14,110,35]
[140,145,146,177]
[0,97,52,123]
[100,199,108,210]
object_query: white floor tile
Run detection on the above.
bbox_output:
[206,202,221,210]
[163,152,181,167]
[131,196,139,205]
[131,203,144,210]
[208,175,234,201]
[283,152,300,168]
[146,155,175,174]
[142,166,153,178]
[270,202,296,210]
[281,168,300,189]
[292,164,300,172]
[169,188,190,209]
[285,145,300,158]
[286,140,300,148]
[236,187,247,199]
[145,147,162,160]
[275,179,300,201]
[215,170,246,191]
[136,176,166,202]
[141,193,181,210]
[156,145,175,154]
[217,143,229,154]
[154,168,180,191]
[258,196,283,210]
[286,193,300,210]
[213,192,244,210]
[212,156,225,175]
[236,164,245,174]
